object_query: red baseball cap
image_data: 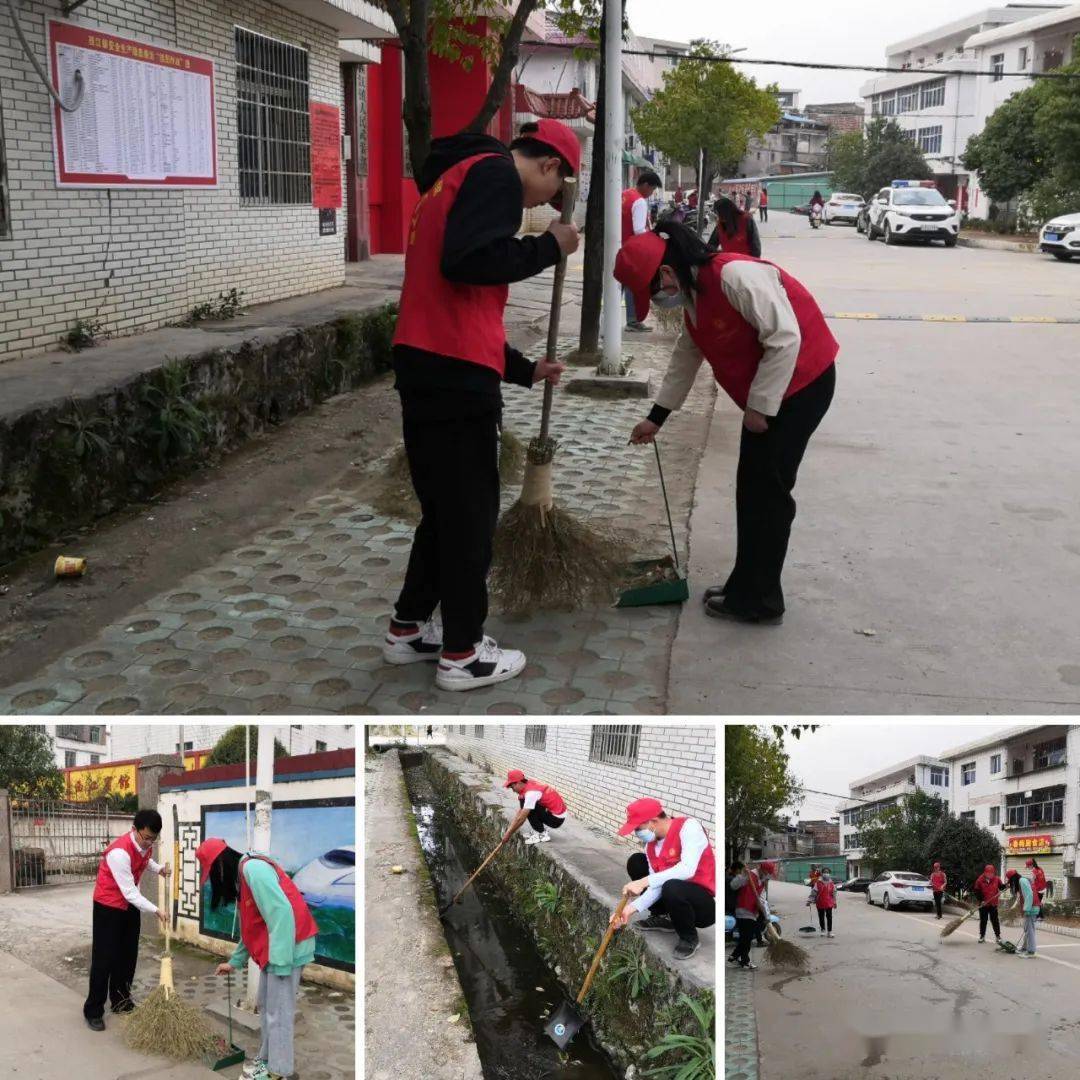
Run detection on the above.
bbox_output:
[527,118,581,175]
[618,797,663,836]
[504,769,526,788]
[196,837,228,886]
[614,231,667,325]
[933,862,941,869]
[984,865,996,875]
[1025,859,1035,867]
[1005,868,1018,879]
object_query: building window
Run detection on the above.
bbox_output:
[960,811,976,822]
[990,805,1001,826]
[918,126,943,154]
[473,725,484,739]
[589,725,641,768]
[315,740,327,752]
[901,127,918,143]
[880,92,897,116]
[64,751,77,768]
[899,88,919,113]
[1006,785,1065,827]
[1033,738,1066,770]
[1018,47,1029,69]
[961,762,976,786]
[88,726,103,744]
[930,766,949,787]
[991,754,1002,775]
[236,27,311,206]
[1042,49,1064,73]
[936,52,944,62]
[89,754,100,765]
[990,53,1005,81]
[524,725,547,751]
[920,79,945,108]
[458,725,466,735]
[0,97,10,240]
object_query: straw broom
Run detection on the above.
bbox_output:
[750,870,809,969]
[940,903,980,939]
[490,177,630,613]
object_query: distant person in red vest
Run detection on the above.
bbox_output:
[973,864,1006,944]
[83,809,171,1031]
[807,866,837,936]
[609,798,716,960]
[622,169,662,332]
[502,768,568,845]
[727,859,776,970]
[1027,858,1047,918]
[929,861,947,919]
[758,184,769,223]
[199,839,319,1080]
[708,196,762,257]
[617,220,837,625]
[386,118,580,693]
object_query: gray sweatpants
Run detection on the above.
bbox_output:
[257,966,303,1077]
[1022,914,1038,955]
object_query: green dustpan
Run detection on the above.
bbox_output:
[207,971,246,1071]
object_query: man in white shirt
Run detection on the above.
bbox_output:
[622,170,661,332]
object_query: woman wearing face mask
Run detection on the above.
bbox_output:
[807,867,837,937]
[608,798,716,960]
[616,221,838,625]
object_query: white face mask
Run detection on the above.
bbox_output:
[635,828,656,843]
[650,289,683,310]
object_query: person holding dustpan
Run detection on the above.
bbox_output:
[502,768,568,845]
[382,118,581,693]
[617,220,837,626]
[196,838,319,1080]
[608,798,716,960]
[84,809,171,1031]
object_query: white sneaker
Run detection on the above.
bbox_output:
[827,932,834,938]
[435,638,526,692]
[242,1063,268,1080]
[525,833,551,846]
[383,616,443,665]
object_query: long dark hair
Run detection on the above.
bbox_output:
[653,220,715,297]
[1029,858,1040,870]
[208,845,243,910]
[1008,873,1022,898]
[713,196,742,237]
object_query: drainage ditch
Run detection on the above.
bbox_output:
[401,755,622,1080]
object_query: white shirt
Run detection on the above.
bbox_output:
[105,831,162,914]
[631,194,649,235]
[521,788,565,818]
[635,818,709,914]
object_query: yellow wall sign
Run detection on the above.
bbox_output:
[1007,834,1053,855]
[65,751,210,801]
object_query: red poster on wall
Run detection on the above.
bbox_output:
[310,102,342,210]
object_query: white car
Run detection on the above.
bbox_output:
[1039,212,1080,261]
[866,870,935,911]
[823,192,865,225]
[866,181,960,247]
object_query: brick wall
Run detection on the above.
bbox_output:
[0,0,346,362]
[444,723,716,844]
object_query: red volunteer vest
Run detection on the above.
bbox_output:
[518,780,566,816]
[392,153,509,375]
[759,189,768,206]
[645,817,716,896]
[622,188,644,243]
[974,875,1004,907]
[685,254,839,410]
[714,215,754,255]
[735,868,762,912]
[238,855,319,971]
[814,879,837,910]
[930,871,946,891]
[1033,868,1047,897]
[94,832,153,910]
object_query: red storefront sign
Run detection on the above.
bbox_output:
[310,102,342,210]
[1007,834,1053,855]
[48,20,217,188]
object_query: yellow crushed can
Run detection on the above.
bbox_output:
[54,556,87,578]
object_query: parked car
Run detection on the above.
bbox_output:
[790,202,811,216]
[865,181,960,247]
[1039,212,1080,261]
[866,870,934,910]
[838,876,872,893]
[823,192,865,225]
[855,203,871,234]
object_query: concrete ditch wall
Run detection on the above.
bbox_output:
[422,748,715,1079]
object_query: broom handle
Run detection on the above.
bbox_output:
[653,441,679,570]
[450,839,507,906]
[159,872,170,953]
[577,895,629,1004]
[539,177,578,443]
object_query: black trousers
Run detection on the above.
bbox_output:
[527,807,565,833]
[732,917,758,964]
[84,901,141,1019]
[817,907,833,932]
[759,206,768,223]
[627,853,716,940]
[394,390,501,653]
[933,891,944,918]
[979,905,1001,939]
[723,364,836,617]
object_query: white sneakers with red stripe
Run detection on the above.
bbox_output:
[435,637,526,692]
[382,616,443,665]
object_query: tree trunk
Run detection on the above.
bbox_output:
[466,0,541,134]
[577,11,607,357]
[401,24,433,181]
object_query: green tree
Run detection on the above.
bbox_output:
[725,725,803,865]
[921,815,1002,900]
[826,118,932,199]
[0,726,64,798]
[860,790,948,875]
[207,726,289,768]
[961,89,1047,203]
[1033,38,1080,189]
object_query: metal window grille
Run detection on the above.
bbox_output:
[524,725,547,751]
[458,725,466,735]
[236,27,311,206]
[589,725,641,768]
[473,725,484,739]
[57,724,93,742]
[10,799,112,888]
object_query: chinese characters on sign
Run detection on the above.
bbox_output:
[48,19,217,188]
[1007,835,1053,854]
[310,102,342,210]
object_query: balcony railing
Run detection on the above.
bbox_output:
[1000,757,1067,780]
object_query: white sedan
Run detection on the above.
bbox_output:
[823,192,865,225]
[866,870,935,911]
[1039,212,1080,261]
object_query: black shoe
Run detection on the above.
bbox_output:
[738,959,757,971]
[86,1017,105,1032]
[636,915,676,933]
[112,1000,135,1014]
[704,598,783,625]
[727,954,740,963]
[702,584,726,603]
[674,936,700,960]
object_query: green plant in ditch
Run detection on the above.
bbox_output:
[190,287,245,322]
[62,317,106,351]
[57,401,115,461]
[603,943,655,1001]
[528,880,563,917]
[136,360,211,466]
[642,993,715,1080]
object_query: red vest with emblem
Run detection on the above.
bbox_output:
[392,153,509,375]
[94,832,153,910]
[714,215,753,255]
[645,817,716,896]
[238,855,319,970]
[1032,867,1047,897]
[622,188,644,243]
[814,879,837,910]
[973,874,1005,907]
[930,870,946,891]
[518,780,566,816]
[735,868,762,912]
[685,254,839,410]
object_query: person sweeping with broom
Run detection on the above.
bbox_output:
[930,861,947,920]
[1005,868,1040,958]
[973,864,1006,945]
[726,860,777,970]
[382,118,580,692]
[807,865,837,937]
[84,809,171,1031]
[617,220,837,625]
[197,838,319,1080]
[502,768,568,845]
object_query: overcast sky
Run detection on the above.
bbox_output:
[625,0,1003,103]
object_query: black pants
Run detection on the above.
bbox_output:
[723,364,836,617]
[817,907,833,932]
[755,913,766,945]
[84,901,141,1019]
[732,917,758,964]
[979,905,1001,939]
[933,891,944,918]
[395,391,501,653]
[759,206,768,223]
[527,807,565,833]
[627,853,715,940]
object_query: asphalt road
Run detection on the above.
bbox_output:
[742,880,1080,1079]
[671,211,1080,713]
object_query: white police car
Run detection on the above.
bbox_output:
[865,180,960,247]
[1039,212,1080,261]
[823,192,865,225]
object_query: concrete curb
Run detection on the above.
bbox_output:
[958,234,1038,254]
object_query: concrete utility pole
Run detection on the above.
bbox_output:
[598,0,624,376]
[246,725,275,1011]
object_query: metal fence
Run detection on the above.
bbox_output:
[10,799,113,888]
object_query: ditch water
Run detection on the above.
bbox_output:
[401,757,622,1080]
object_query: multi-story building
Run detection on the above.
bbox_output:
[942,725,1077,898]
[27,724,110,770]
[109,723,354,760]
[839,755,951,878]
[801,818,842,855]
[805,102,866,136]
[737,90,830,177]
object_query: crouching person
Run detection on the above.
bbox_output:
[501,768,567,845]
[609,798,716,960]
[198,839,319,1080]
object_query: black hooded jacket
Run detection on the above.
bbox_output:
[393,133,563,400]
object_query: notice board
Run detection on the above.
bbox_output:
[48,19,217,188]
[310,102,342,210]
